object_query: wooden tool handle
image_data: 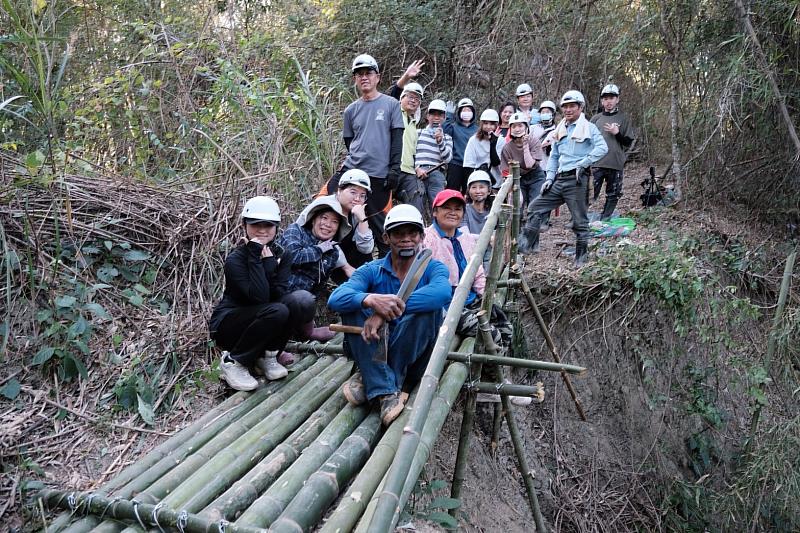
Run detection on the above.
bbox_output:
[329,324,363,334]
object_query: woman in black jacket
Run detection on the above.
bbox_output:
[209,196,297,391]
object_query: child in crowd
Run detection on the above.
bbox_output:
[461,170,495,270]
[414,99,453,217]
[463,109,506,189]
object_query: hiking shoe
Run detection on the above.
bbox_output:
[342,373,367,406]
[256,351,288,381]
[220,352,258,391]
[379,393,404,426]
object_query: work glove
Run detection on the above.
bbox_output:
[576,166,587,178]
[445,100,456,115]
[317,240,337,254]
[541,179,554,195]
[386,171,400,192]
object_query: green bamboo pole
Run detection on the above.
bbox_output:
[60,356,323,533]
[316,393,416,533]
[284,341,345,356]
[269,413,384,532]
[477,312,546,531]
[446,352,585,374]
[450,207,511,509]
[367,177,514,533]
[746,249,796,454]
[515,271,588,421]
[37,490,266,533]
[490,400,505,454]
[357,362,469,532]
[47,391,255,533]
[199,391,348,521]
[140,358,352,510]
[234,404,370,527]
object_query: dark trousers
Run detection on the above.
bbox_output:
[213,290,316,366]
[446,163,470,194]
[328,169,390,257]
[519,167,546,214]
[592,167,623,220]
[523,170,590,249]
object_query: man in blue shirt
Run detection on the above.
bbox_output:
[519,90,608,267]
[328,204,452,425]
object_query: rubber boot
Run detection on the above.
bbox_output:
[518,228,540,255]
[600,197,619,221]
[574,242,589,268]
[301,321,336,342]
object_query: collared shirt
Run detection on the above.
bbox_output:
[546,120,608,180]
[401,112,419,174]
[327,253,452,320]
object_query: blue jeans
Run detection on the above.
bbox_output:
[520,167,546,213]
[342,310,443,400]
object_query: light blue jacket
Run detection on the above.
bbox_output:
[546,119,608,180]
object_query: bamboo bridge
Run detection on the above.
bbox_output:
[38,164,588,532]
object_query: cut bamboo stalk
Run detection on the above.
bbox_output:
[199,391,348,521]
[60,357,324,533]
[357,362,469,533]
[316,393,416,533]
[269,413,384,532]
[145,358,352,510]
[465,381,544,398]
[37,490,266,533]
[234,404,370,527]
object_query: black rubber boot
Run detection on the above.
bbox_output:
[600,198,619,221]
[518,228,540,255]
[574,242,588,267]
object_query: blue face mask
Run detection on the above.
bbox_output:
[529,111,541,125]
[540,113,553,122]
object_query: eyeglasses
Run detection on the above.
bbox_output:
[403,94,421,102]
[345,189,368,201]
[354,70,376,79]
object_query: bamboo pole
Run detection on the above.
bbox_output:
[141,359,352,511]
[233,403,370,528]
[317,393,415,533]
[746,249,796,454]
[465,381,544,398]
[199,391,349,521]
[269,413,384,532]
[367,177,513,533]
[47,391,255,533]
[476,312,546,531]
[515,271,588,421]
[356,362,469,532]
[450,208,511,508]
[59,356,324,533]
[510,163,522,261]
[37,490,267,533]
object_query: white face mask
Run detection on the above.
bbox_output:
[540,113,553,122]
[460,109,473,122]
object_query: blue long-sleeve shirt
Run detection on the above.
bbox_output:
[546,119,608,180]
[328,254,452,320]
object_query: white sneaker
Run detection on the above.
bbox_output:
[256,351,288,381]
[220,352,258,391]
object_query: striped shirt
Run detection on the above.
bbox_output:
[414,126,453,169]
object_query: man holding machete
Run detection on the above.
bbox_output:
[328,204,451,425]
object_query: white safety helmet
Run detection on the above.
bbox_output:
[560,90,585,106]
[515,83,533,97]
[401,82,424,98]
[384,204,424,233]
[338,168,371,193]
[467,170,492,187]
[457,97,474,110]
[242,196,281,224]
[539,100,557,113]
[427,99,447,113]
[351,54,379,73]
[508,112,529,126]
[479,109,500,122]
[601,84,620,97]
